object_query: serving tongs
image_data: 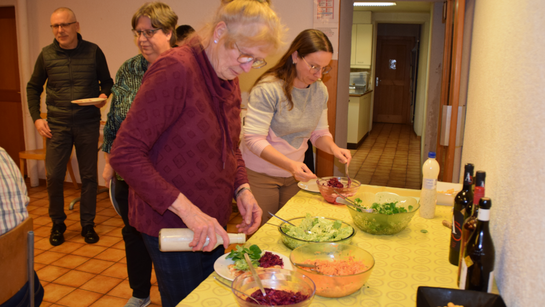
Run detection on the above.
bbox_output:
[213,276,263,305]
[268,212,312,234]
[293,262,322,274]
[334,190,374,213]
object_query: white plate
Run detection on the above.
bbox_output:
[214,250,292,281]
[71,97,106,106]
[437,181,462,206]
[298,180,320,193]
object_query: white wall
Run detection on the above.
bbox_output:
[461,0,545,305]
[16,0,315,187]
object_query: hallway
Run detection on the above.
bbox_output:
[348,122,422,190]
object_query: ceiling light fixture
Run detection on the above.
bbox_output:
[354,2,397,7]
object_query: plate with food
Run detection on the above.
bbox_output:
[297,180,320,193]
[71,97,107,106]
[214,244,292,281]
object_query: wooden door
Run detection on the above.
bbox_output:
[373,36,414,124]
[0,7,25,165]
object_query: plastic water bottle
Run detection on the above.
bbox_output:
[158,228,246,251]
[419,152,440,219]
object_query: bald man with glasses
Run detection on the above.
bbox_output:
[26,7,113,246]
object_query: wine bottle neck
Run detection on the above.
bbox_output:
[477,208,490,221]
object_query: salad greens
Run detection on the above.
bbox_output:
[226,244,262,271]
[353,199,414,215]
[281,213,353,244]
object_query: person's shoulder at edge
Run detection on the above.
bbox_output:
[120,53,148,72]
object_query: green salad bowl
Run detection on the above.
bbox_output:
[346,192,419,235]
[278,216,355,250]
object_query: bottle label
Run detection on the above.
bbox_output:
[463,255,474,268]
[473,188,485,206]
[422,178,437,190]
[459,258,468,289]
[451,210,463,243]
[478,209,490,221]
[488,271,495,293]
[464,172,473,184]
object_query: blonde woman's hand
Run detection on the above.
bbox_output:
[168,193,230,252]
[235,186,262,234]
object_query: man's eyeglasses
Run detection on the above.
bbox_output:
[132,28,162,39]
[50,22,77,30]
[302,57,332,75]
[234,42,267,69]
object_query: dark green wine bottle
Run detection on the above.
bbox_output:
[448,163,473,266]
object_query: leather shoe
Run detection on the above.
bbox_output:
[50,223,66,246]
[82,225,99,244]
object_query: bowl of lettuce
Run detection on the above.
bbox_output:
[278,214,355,250]
[346,192,419,235]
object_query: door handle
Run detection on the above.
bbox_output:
[376,77,379,87]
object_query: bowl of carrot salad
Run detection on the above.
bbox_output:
[289,243,375,298]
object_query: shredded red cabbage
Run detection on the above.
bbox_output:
[246,288,309,305]
[258,252,284,268]
[326,178,344,188]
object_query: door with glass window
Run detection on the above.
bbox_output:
[373,36,414,124]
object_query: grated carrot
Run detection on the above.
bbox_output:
[301,256,367,275]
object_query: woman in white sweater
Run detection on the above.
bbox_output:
[241,29,352,223]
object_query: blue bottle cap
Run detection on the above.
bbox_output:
[428,152,436,159]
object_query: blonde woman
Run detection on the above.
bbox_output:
[109,0,284,305]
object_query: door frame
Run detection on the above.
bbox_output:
[0,0,41,186]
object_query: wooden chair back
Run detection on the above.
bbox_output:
[0,217,33,305]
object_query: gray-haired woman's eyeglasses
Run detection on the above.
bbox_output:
[132,28,162,39]
[234,42,267,69]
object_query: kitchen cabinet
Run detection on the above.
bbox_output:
[351,24,373,69]
[347,91,372,148]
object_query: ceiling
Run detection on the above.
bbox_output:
[353,1,437,13]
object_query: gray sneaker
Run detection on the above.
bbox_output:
[124,296,151,307]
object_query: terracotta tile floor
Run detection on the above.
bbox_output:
[26,122,420,307]
[349,123,422,190]
[26,182,245,307]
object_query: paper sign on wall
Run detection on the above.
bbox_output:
[313,0,339,60]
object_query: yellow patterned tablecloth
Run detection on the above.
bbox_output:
[178,185,457,307]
